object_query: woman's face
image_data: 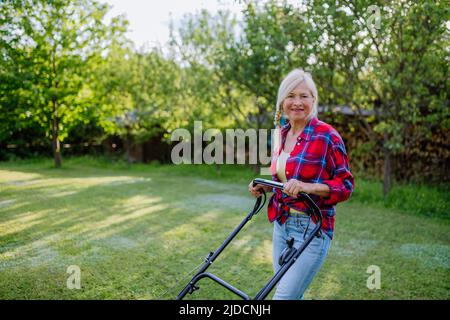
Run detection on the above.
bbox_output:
[282,81,315,123]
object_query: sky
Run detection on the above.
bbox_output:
[102,0,245,49]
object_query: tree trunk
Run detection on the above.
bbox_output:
[51,50,61,168]
[252,163,260,175]
[383,134,392,198]
[52,97,62,168]
[124,127,133,164]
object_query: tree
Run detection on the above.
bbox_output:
[95,44,183,163]
[306,0,449,194]
[169,9,250,131]
[0,0,128,166]
[170,5,303,170]
[172,0,448,189]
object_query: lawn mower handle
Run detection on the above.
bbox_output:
[176,178,323,300]
[252,178,321,217]
[252,178,284,189]
[250,178,323,300]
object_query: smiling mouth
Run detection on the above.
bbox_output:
[291,108,304,112]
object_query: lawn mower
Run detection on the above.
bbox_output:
[176,178,323,300]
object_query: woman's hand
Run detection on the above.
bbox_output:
[248,181,271,198]
[283,179,312,197]
[283,179,330,198]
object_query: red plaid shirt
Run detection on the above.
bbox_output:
[268,117,354,239]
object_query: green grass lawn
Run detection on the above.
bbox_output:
[0,157,449,299]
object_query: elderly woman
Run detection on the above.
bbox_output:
[248,69,354,300]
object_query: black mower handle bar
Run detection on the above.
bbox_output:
[252,178,322,220]
[176,178,323,301]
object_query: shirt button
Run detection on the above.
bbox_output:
[286,171,289,174]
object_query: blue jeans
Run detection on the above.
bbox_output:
[272,214,331,300]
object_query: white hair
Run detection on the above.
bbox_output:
[274,69,319,126]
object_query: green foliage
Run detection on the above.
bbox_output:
[94,45,182,140]
[169,9,254,130]
[0,0,448,184]
[351,178,450,220]
[0,0,128,161]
